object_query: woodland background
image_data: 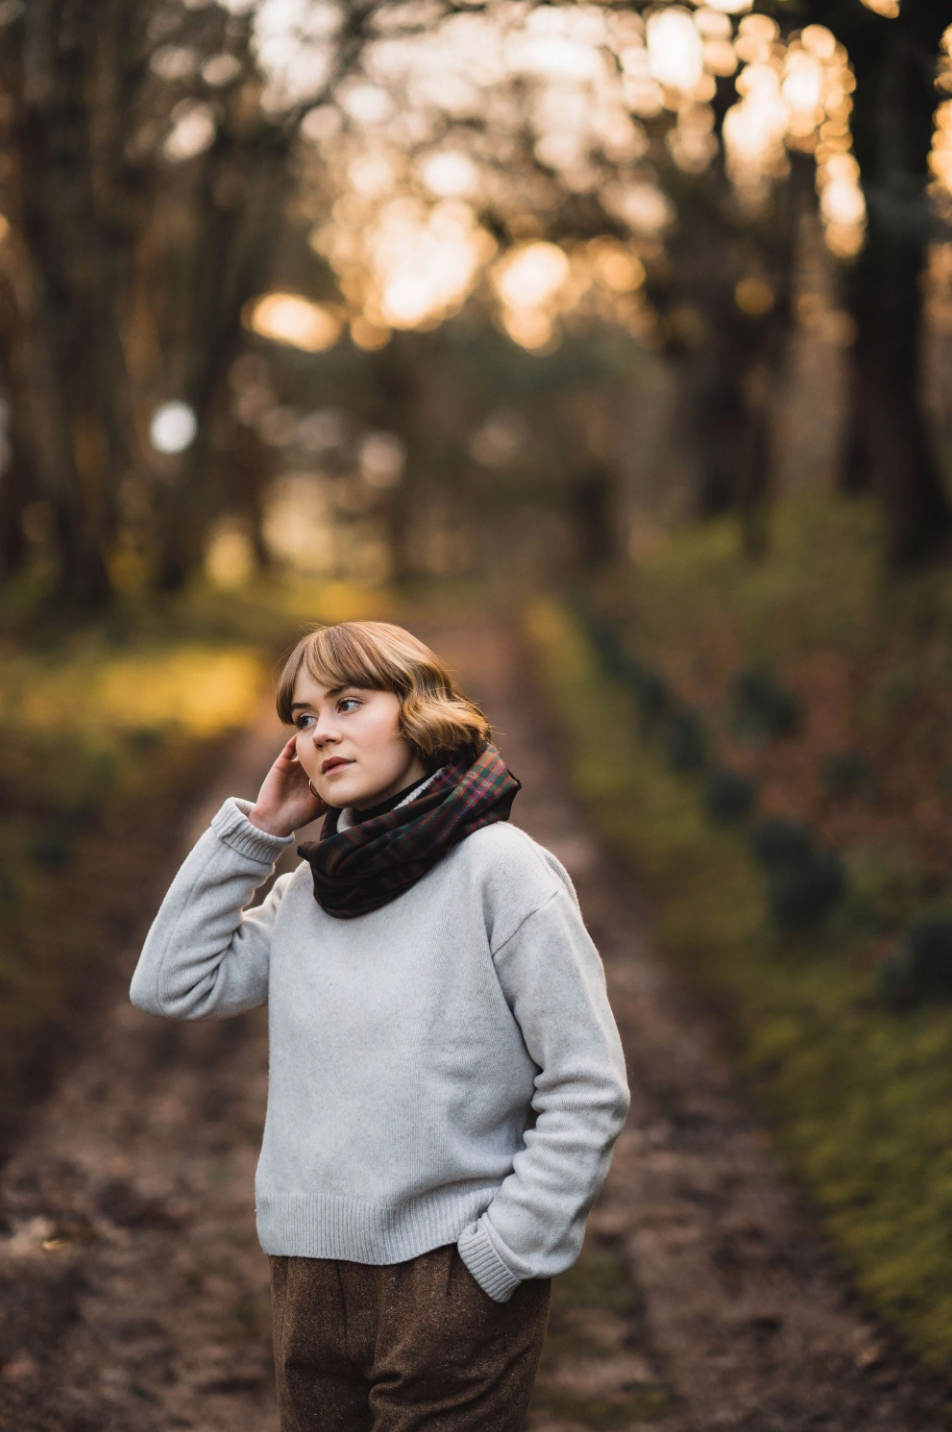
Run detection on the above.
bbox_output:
[5,0,952,1395]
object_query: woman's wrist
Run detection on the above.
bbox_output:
[247,805,294,838]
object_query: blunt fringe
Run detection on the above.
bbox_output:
[276,621,491,765]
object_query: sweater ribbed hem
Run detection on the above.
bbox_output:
[457,1220,522,1303]
[256,1185,500,1265]
[211,797,294,864]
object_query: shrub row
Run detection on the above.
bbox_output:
[573,596,952,996]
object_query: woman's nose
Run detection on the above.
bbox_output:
[311,716,340,746]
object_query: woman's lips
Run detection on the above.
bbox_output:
[321,757,353,774]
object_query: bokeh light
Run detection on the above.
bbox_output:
[246,293,342,352]
[647,9,704,94]
[359,432,406,489]
[149,401,198,455]
[163,101,216,163]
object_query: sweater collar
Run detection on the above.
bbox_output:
[336,767,445,833]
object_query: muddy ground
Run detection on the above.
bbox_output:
[0,617,948,1431]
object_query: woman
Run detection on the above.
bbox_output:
[130,620,629,1432]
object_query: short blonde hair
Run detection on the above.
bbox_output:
[276,621,491,765]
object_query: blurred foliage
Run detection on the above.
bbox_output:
[820,749,872,802]
[1,0,951,608]
[524,495,952,1375]
[881,915,952,1011]
[667,706,708,774]
[766,849,846,935]
[729,667,803,743]
[702,767,758,824]
[845,837,936,935]
[750,814,817,871]
[748,817,847,934]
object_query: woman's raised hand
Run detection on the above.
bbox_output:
[248,735,327,837]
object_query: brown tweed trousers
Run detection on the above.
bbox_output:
[270,1244,551,1431]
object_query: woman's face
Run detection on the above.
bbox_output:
[290,667,427,810]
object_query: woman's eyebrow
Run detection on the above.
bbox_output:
[290,686,348,710]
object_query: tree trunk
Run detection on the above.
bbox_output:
[0,454,32,581]
[834,3,952,562]
[838,326,874,497]
[567,462,620,571]
[9,0,147,606]
[841,227,952,562]
[370,333,420,584]
[0,283,34,581]
[0,236,114,605]
[739,360,772,558]
[689,357,747,517]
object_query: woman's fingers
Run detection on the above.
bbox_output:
[262,736,327,823]
[273,737,305,777]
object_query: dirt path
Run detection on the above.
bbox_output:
[0,618,947,1431]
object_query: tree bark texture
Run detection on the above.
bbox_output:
[825,0,952,563]
[13,0,151,604]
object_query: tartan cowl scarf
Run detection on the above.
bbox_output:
[296,743,521,919]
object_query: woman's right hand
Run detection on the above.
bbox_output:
[247,735,327,837]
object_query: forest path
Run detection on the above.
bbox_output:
[0,614,946,1432]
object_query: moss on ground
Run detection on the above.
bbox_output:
[532,1242,670,1427]
[525,540,952,1377]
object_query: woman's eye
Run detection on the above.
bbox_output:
[338,697,361,714]
[295,714,315,729]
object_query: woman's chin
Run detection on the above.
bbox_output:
[317,765,417,811]
[320,777,376,809]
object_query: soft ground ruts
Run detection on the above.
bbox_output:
[0,617,947,1431]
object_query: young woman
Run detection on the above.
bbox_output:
[130,620,629,1432]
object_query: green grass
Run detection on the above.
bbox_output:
[525,529,952,1378]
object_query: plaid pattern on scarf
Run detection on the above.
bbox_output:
[297,744,521,919]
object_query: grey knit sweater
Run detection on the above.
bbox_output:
[129,797,630,1302]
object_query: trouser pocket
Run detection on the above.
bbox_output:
[270,1247,551,1432]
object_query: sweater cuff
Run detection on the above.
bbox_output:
[211,797,295,864]
[457,1220,522,1303]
